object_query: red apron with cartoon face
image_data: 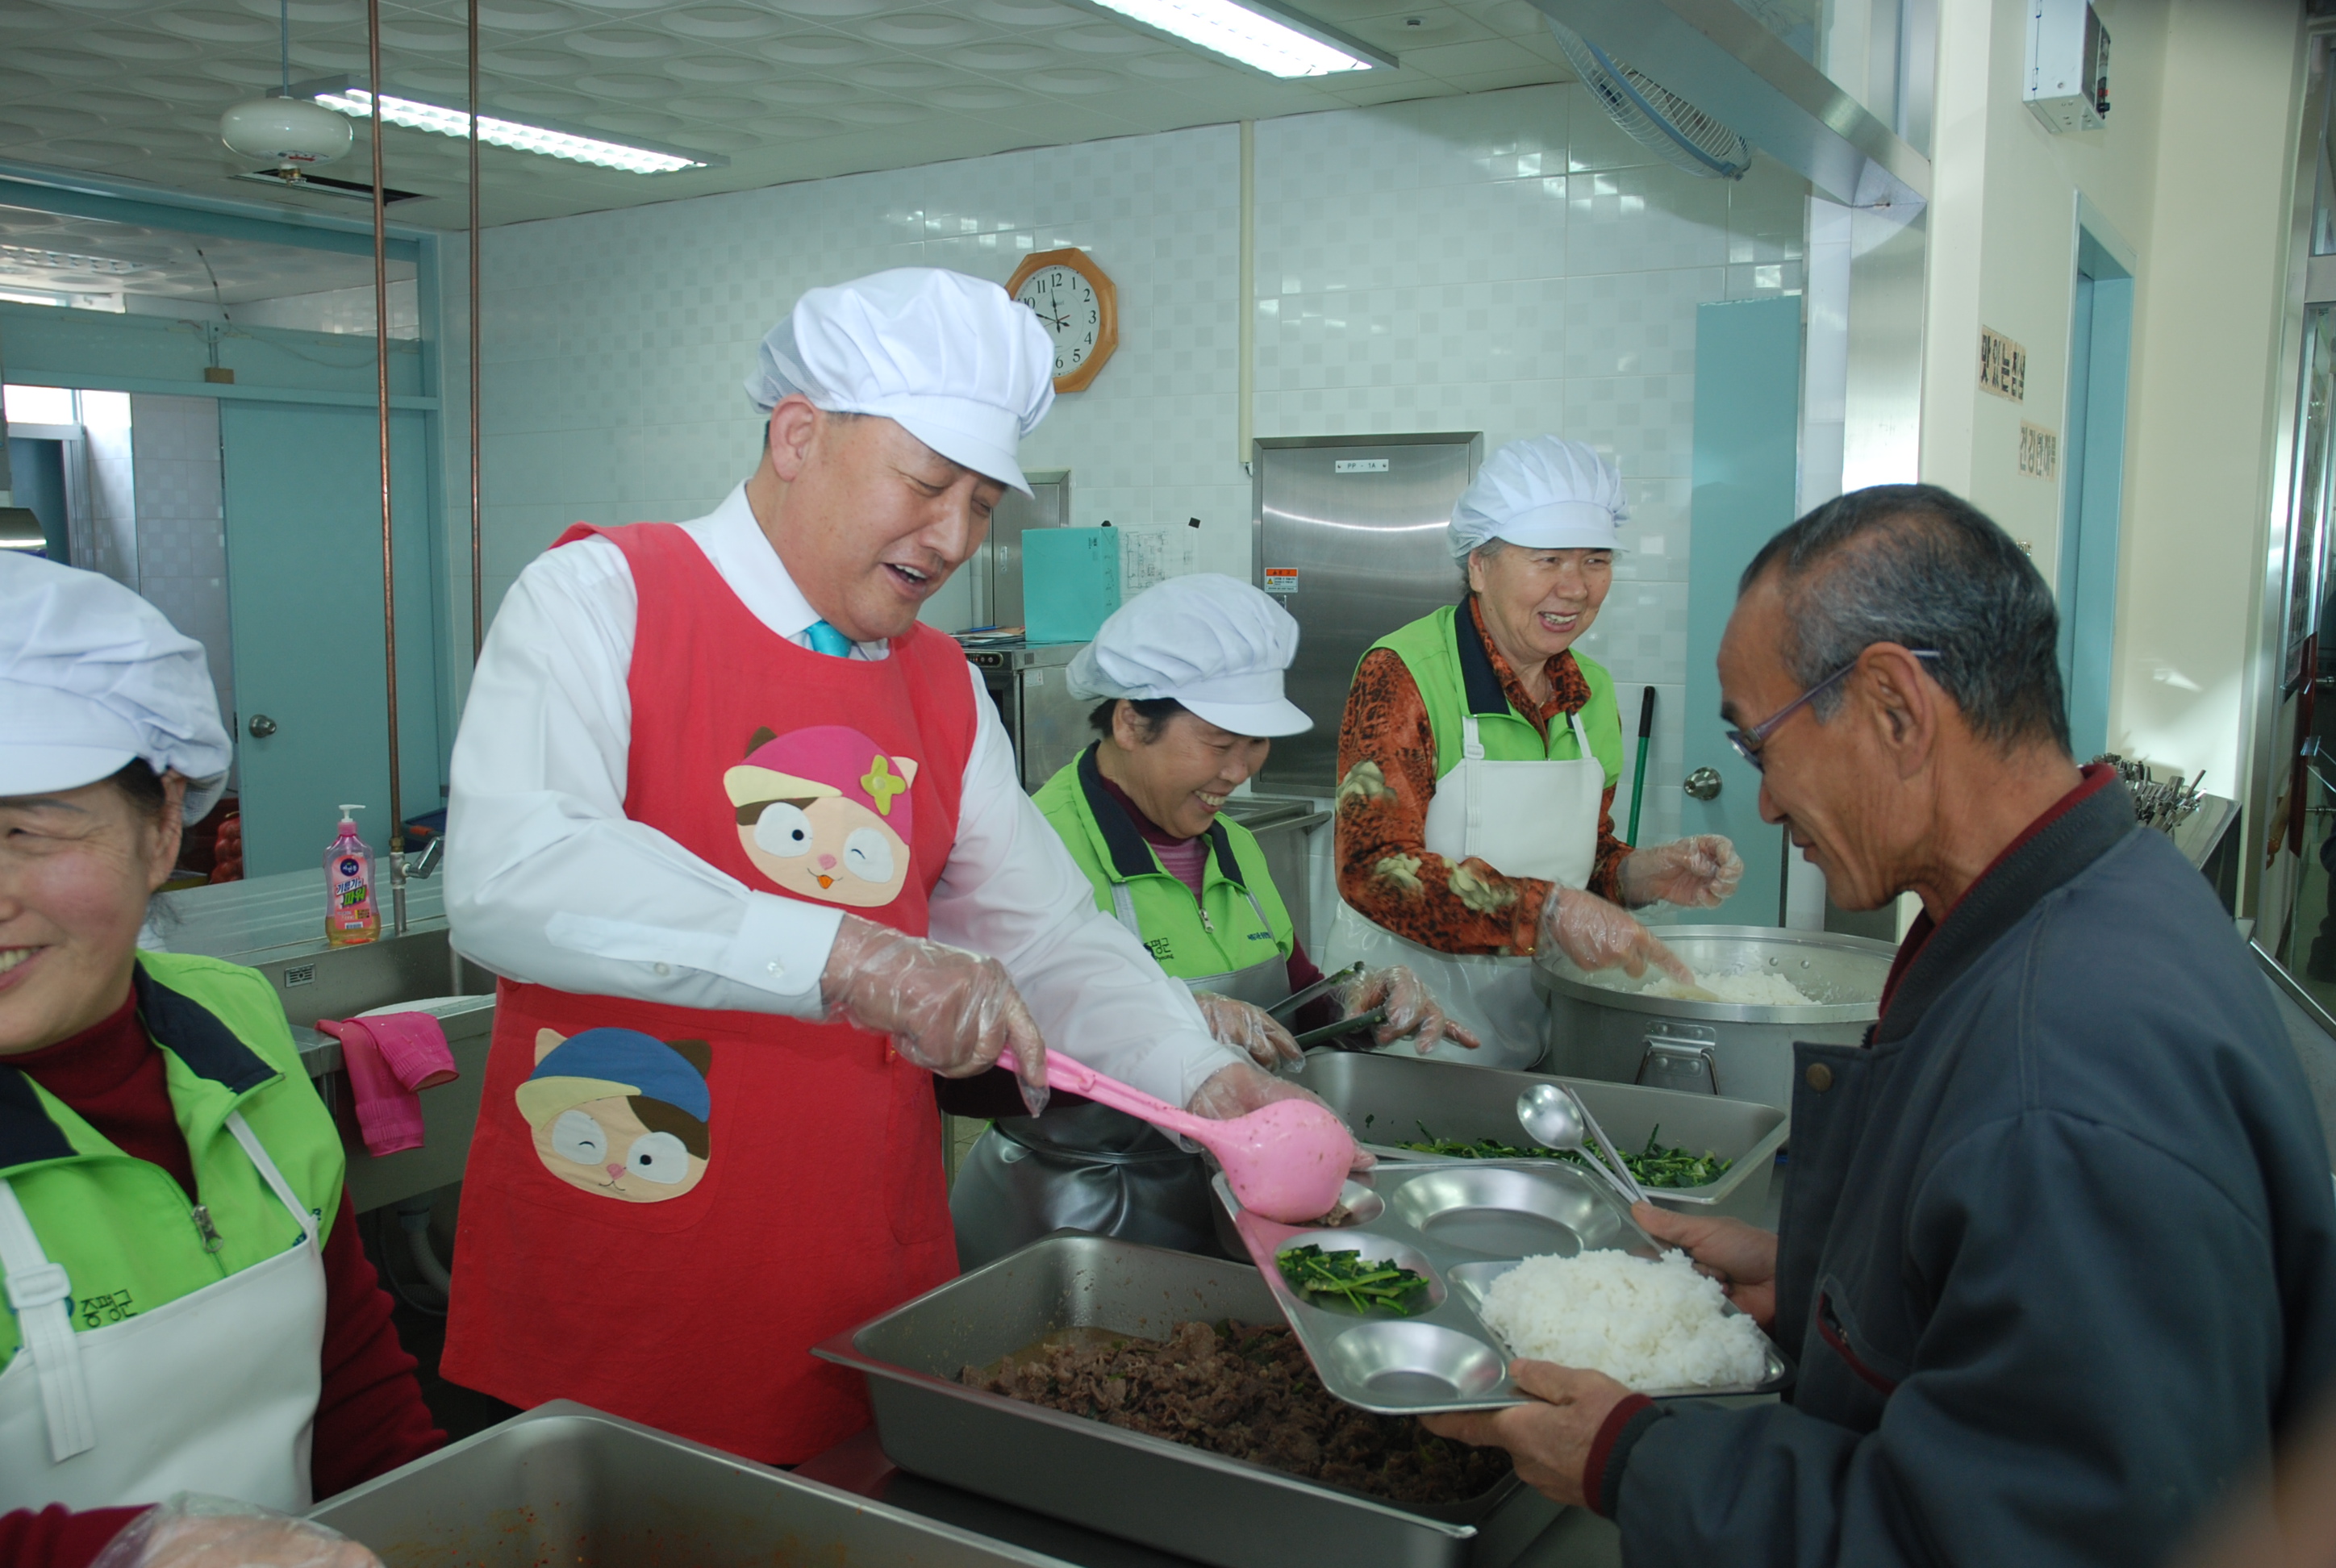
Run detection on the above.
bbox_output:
[440,520,977,1465]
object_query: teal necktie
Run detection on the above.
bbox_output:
[804,619,853,658]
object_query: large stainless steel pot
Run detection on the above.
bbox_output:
[1533,924,1895,1111]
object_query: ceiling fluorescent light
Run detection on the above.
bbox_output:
[315,89,724,174]
[1080,0,1391,75]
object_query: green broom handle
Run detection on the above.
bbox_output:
[1625,685,1655,844]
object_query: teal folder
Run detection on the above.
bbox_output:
[1021,528,1121,643]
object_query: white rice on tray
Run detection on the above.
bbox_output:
[1477,1249,1771,1391]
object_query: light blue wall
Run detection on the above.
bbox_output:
[2058,228,2134,761]
[1683,295,1803,924]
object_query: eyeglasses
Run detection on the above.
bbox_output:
[1725,649,1942,772]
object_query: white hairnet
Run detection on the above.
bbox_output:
[1449,435,1629,560]
[0,553,233,821]
[1067,573,1313,739]
[745,267,1056,494]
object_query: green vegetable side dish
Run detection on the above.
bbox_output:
[1391,1122,1735,1190]
[1276,1245,1433,1316]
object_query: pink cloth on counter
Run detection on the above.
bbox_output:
[316,1011,459,1157]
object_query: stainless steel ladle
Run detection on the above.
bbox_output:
[1516,1082,1646,1205]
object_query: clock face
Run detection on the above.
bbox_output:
[1016,265,1103,382]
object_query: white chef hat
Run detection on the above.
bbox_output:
[1448,436,1629,560]
[1068,573,1313,740]
[744,267,1057,495]
[0,553,233,821]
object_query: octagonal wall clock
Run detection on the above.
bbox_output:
[1007,248,1118,394]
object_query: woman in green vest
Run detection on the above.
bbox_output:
[949,573,1475,1268]
[0,556,436,1564]
[1328,436,1744,1063]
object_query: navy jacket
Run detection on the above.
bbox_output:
[1612,779,2336,1566]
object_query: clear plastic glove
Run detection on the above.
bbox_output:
[1617,834,1744,909]
[95,1495,382,1568]
[821,914,1049,1116]
[1185,1061,1375,1172]
[1194,991,1302,1070]
[1329,965,1483,1055]
[1535,883,1695,983]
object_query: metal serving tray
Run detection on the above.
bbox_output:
[814,1233,1560,1568]
[306,1400,1079,1568]
[1218,1162,1788,1414]
[1294,1050,1788,1220]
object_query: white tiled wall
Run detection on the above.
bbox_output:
[236,279,423,340]
[78,390,137,594]
[126,394,232,734]
[475,83,1808,837]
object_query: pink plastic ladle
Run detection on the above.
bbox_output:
[1006,1050,1354,1224]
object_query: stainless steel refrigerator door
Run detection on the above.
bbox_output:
[1253,435,1482,795]
[978,470,1068,630]
[1017,658,1095,792]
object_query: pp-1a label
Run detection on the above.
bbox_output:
[1333,457,1391,474]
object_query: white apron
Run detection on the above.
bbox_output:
[1327,708,1603,1069]
[0,1111,327,1512]
[950,883,1286,1270]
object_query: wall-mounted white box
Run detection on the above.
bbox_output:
[2026,0,2111,135]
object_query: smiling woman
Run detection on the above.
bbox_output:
[0,553,441,1563]
[1325,436,1735,1061]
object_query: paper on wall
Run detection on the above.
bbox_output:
[1116,527,1197,598]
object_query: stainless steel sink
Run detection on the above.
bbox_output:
[308,1401,1085,1568]
[155,868,490,1028]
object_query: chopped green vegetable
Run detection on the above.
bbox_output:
[1390,1122,1734,1190]
[1276,1245,1433,1316]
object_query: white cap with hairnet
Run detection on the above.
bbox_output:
[745,267,1057,495]
[1448,436,1629,560]
[1068,573,1313,739]
[0,553,233,821]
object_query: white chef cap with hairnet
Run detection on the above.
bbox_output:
[1068,573,1313,739]
[745,267,1057,495]
[1448,436,1629,561]
[0,553,233,821]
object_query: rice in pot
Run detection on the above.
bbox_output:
[1477,1249,1770,1391]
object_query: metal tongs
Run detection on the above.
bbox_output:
[1265,962,1365,1022]
[1516,1082,1647,1204]
[1264,964,1389,1061]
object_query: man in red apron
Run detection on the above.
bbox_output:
[440,269,1324,1465]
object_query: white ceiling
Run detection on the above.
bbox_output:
[0,0,1575,231]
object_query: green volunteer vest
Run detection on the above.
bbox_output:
[0,950,346,1365]
[1032,744,1296,981]
[1368,603,1625,790]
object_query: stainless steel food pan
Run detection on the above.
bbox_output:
[306,1400,1078,1568]
[1535,924,1894,1111]
[1294,1050,1787,1220]
[1219,1166,1786,1415]
[814,1232,1559,1568]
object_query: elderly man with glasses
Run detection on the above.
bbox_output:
[1425,484,2336,1567]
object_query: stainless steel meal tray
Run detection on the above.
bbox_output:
[1295,1050,1789,1220]
[306,1399,1079,1568]
[814,1232,1560,1568]
[1219,1161,1788,1414]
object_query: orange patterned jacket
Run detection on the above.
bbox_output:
[1333,598,1631,955]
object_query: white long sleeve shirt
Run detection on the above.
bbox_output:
[444,484,1242,1110]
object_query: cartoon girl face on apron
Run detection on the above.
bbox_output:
[1327,708,1603,1069]
[948,882,1284,1271]
[0,1113,327,1512]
